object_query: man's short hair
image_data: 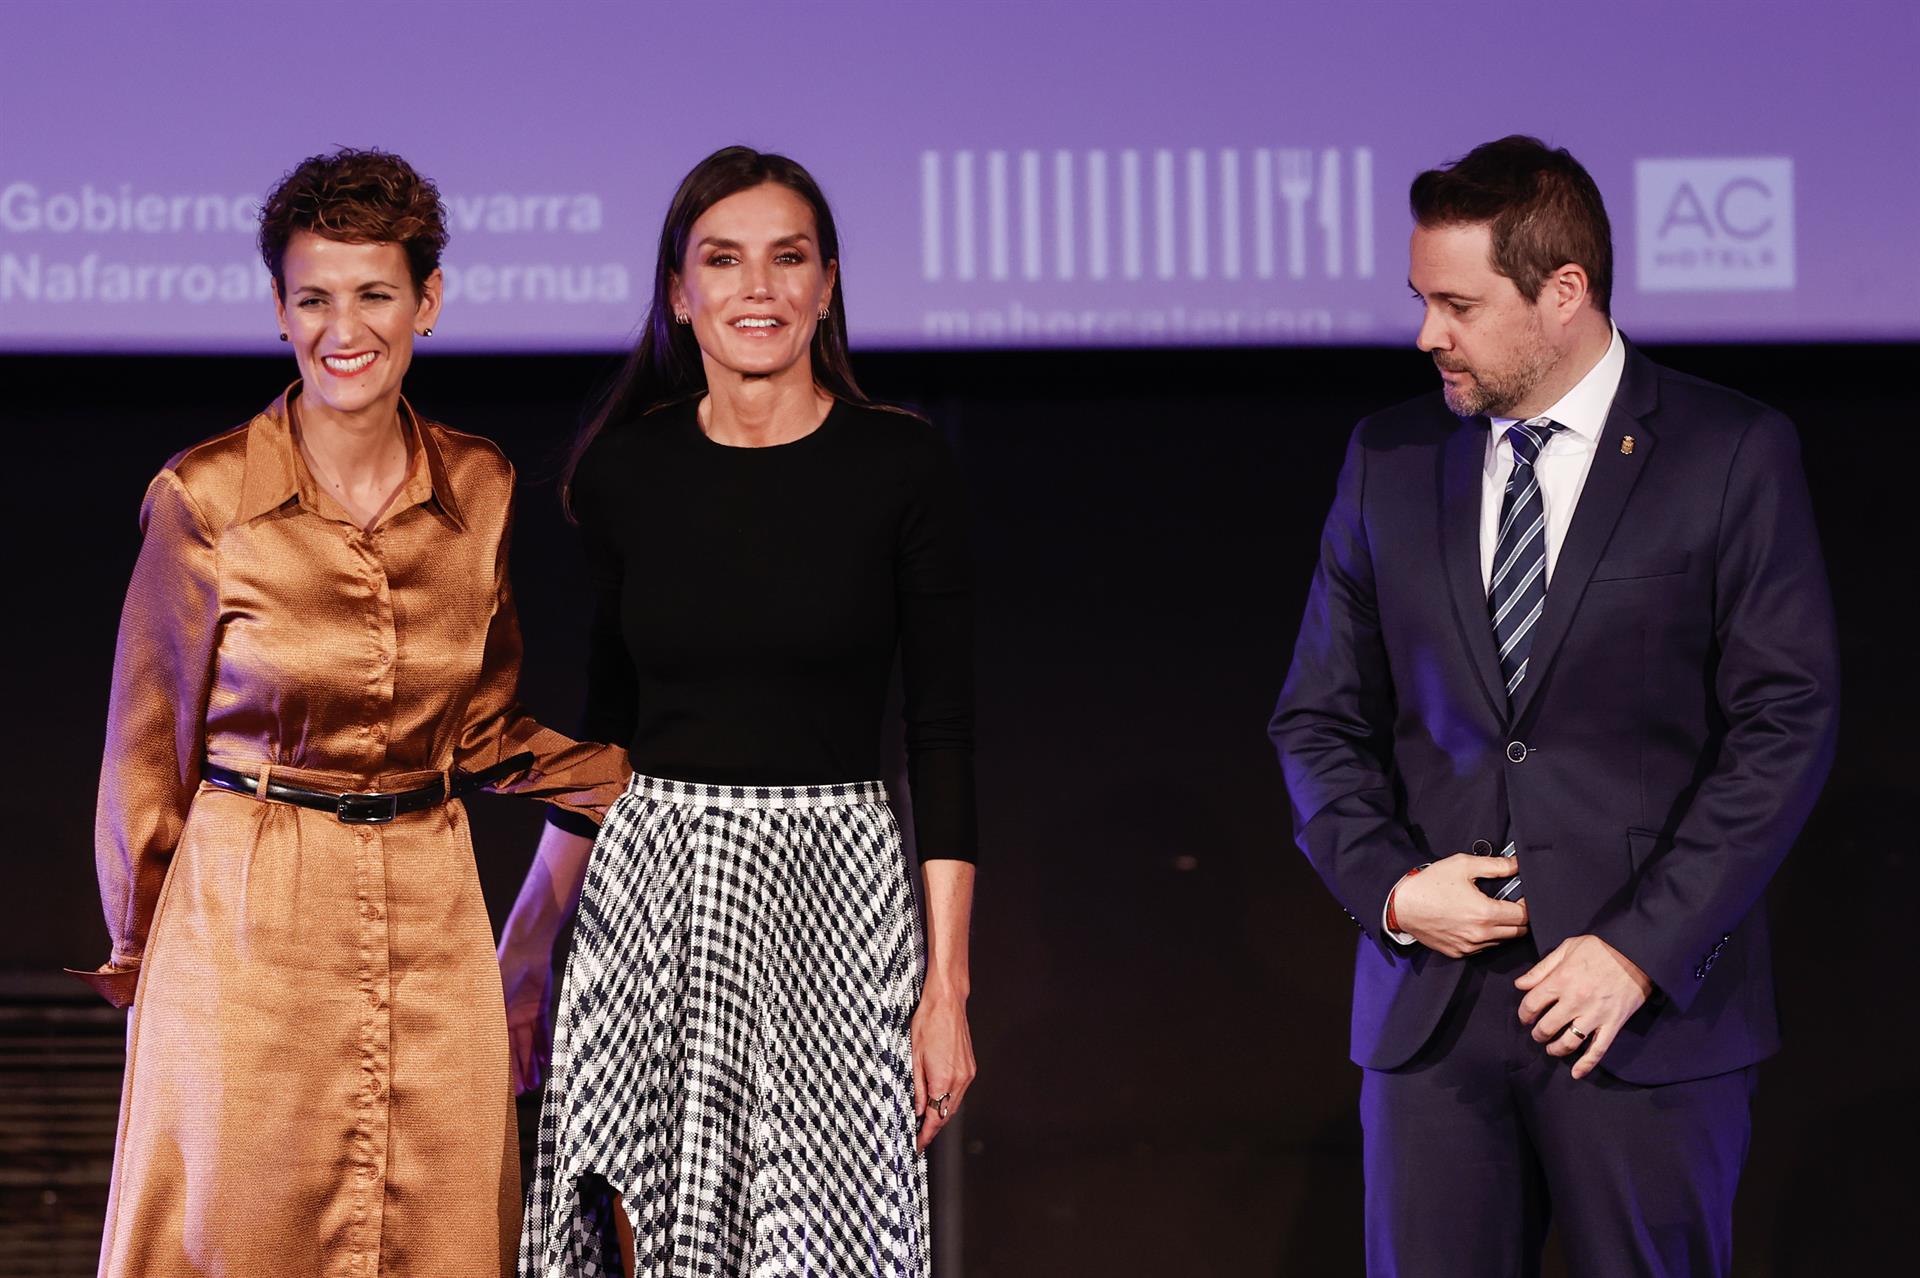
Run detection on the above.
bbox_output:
[1410,135,1613,315]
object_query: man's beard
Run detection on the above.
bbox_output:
[1437,322,1562,418]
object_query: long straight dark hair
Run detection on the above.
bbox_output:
[561,146,874,518]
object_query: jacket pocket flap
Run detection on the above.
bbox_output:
[1592,553,1690,582]
[1625,827,1673,871]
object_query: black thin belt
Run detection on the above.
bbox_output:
[202,752,535,825]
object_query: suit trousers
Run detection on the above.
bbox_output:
[1359,942,1755,1278]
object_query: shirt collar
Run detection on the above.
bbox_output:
[1486,322,1625,472]
[233,382,465,530]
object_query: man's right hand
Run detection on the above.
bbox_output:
[1391,853,1530,957]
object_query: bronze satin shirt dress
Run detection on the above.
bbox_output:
[77,387,629,1278]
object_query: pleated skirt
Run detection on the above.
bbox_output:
[520,773,929,1278]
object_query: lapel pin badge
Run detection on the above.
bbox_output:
[1620,435,1636,455]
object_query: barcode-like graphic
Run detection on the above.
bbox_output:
[920,147,1375,284]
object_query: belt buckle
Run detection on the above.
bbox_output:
[336,791,399,825]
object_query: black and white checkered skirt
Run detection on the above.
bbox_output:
[520,773,929,1278]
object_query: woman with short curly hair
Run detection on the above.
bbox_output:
[75,147,629,1277]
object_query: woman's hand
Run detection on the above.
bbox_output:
[497,822,596,1095]
[911,980,975,1150]
[912,858,977,1150]
[499,940,555,1094]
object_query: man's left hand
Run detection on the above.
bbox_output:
[1515,935,1654,1080]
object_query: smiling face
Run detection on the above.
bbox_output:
[1409,220,1565,419]
[670,182,836,385]
[274,231,442,424]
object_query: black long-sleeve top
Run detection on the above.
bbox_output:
[545,397,976,860]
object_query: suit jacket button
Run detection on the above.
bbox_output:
[1472,839,1493,855]
[1506,741,1528,763]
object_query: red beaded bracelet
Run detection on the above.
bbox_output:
[1385,865,1426,935]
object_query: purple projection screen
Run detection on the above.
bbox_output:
[4,0,1916,352]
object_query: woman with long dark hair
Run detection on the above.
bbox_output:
[503,146,978,1277]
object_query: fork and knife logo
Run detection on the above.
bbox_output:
[1275,148,1353,280]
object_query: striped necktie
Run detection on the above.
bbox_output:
[1489,418,1560,703]
[1481,417,1558,903]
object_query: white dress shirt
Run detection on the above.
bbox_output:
[1480,325,1625,589]
[1384,324,1626,944]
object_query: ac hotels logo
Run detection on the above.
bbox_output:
[1634,158,1795,292]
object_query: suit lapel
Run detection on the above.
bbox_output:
[1441,417,1508,721]
[1510,343,1662,725]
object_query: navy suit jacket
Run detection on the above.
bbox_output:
[1270,342,1838,1086]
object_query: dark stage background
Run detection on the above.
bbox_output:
[3,344,1911,1276]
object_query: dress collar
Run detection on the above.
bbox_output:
[233,382,464,530]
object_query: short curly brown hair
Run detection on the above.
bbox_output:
[258,148,449,294]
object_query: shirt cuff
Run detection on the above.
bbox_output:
[66,962,139,1009]
[1383,873,1417,946]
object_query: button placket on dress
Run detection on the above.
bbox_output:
[340,518,402,1269]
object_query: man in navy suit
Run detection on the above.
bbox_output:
[1270,136,1838,1277]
